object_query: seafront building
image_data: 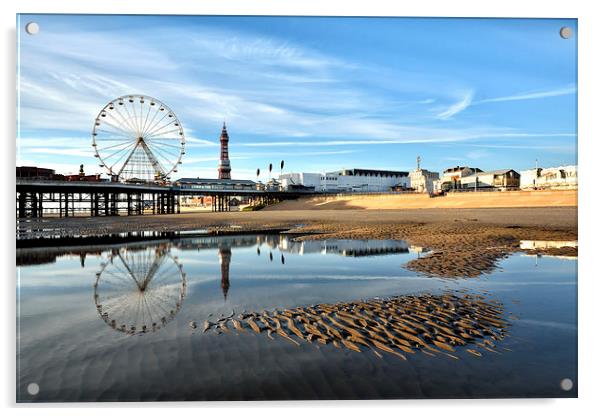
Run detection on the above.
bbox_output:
[519,165,577,189]
[279,168,410,193]
[409,169,440,193]
[436,166,483,191]
[458,169,521,190]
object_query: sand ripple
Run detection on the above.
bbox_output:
[198,292,508,360]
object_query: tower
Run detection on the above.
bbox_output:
[218,122,231,180]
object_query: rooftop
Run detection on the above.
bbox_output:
[175,177,256,185]
[443,166,483,173]
[330,168,409,177]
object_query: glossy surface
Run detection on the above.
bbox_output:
[16,235,577,401]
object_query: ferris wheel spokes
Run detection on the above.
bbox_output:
[92,95,185,182]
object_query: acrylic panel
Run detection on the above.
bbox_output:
[16,14,578,402]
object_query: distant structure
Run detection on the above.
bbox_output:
[459,169,521,190]
[279,168,409,192]
[438,166,483,191]
[409,156,440,193]
[217,122,231,180]
[16,166,56,180]
[519,165,577,190]
[16,165,103,182]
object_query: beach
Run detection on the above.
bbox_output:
[18,203,577,278]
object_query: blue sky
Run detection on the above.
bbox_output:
[17,15,577,180]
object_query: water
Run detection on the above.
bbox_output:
[16,234,577,401]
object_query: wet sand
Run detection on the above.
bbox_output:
[18,206,577,278]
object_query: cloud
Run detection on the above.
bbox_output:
[476,85,576,104]
[466,150,492,160]
[436,91,474,120]
[185,136,219,147]
[239,131,575,148]
[26,147,91,157]
[16,17,577,177]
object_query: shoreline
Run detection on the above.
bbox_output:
[17,206,577,278]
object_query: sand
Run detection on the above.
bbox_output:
[18,204,577,279]
[267,190,577,210]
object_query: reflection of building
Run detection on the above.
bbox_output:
[519,165,577,190]
[279,168,409,192]
[276,238,412,256]
[520,240,577,250]
[218,122,231,180]
[218,247,231,301]
[459,169,520,190]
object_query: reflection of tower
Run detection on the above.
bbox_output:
[218,247,231,301]
[217,122,231,180]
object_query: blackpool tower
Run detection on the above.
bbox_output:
[217,122,231,179]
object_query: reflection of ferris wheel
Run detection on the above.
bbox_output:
[94,246,186,335]
[92,95,185,182]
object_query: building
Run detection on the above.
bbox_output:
[217,122,231,180]
[459,169,521,190]
[279,168,409,193]
[16,166,56,180]
[409,168,440,193]
[174,177,256,191]
[439,166,483,191]
[65,174,104,182]
[408,157,439,193]
[519,165,577,190]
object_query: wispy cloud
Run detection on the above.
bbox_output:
[17,16,577,177]
[239,132,576,147]
[476,85,576,104]
[436,91,474,120]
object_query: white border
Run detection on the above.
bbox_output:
[2,1,601,415]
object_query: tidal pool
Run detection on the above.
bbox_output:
[16,234,577,401]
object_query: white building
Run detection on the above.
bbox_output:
[439,166,483,191]
[409,168,440,193]
[279,168,409,193]
[519,165,577,190]
[459,169,521,189]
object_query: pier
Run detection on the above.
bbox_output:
[15,179,304,218]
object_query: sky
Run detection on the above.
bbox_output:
[16,15,577,180]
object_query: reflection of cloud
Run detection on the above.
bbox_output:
[515,319,577,331]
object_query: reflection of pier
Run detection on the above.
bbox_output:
[18,235,420,309]
[262,236,418,257]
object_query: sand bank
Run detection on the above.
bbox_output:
[266,190,577,211]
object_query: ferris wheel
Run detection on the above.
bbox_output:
[92,95,185,182]
[93,245,187,335]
